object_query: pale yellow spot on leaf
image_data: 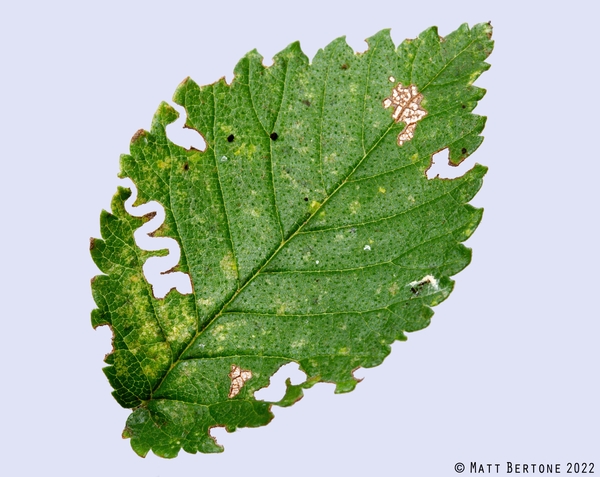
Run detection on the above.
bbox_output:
[291,339,307,348]
[323,153,337,164]
[166,321,192,343]
[309,200,320,213]
[220,252,237,281]
[349,201,361,214]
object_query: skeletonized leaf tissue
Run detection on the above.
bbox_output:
[90,23,493,458]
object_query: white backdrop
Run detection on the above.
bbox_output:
[1,1,598,475]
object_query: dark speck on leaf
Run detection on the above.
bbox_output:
[304,197,309,201]
[302,99,311,107]
[183,163,189,171]
[341,63,348,70]
[270,132,278,141]
[227,134,234,142]
[462,104,466,109]
[461,148,467,154]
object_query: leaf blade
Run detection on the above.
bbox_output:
[92,23,493,457]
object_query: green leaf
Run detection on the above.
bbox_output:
[91,22,493,458]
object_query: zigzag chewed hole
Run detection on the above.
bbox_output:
[121,177,193,299]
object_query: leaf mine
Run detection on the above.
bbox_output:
[383,83,428,146]
[228,365,253,398]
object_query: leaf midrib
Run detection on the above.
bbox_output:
[146,30,485,399]
[149,118,397,399]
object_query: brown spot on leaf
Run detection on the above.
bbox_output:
[461,148,467,154]
[142,211,157,222]
[485,21,493,39]
[131,129,146,144]
[341,63,348,70]
[161,264,181,275]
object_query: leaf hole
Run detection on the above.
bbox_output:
[120,177,193,299]
[426,148,476,180]
[165,103,206,151]
[254,362,307,402]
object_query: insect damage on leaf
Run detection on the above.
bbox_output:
[228,365,253,398]
[409,274,439,295]
[91,22,493,458]
[383,83,427,146]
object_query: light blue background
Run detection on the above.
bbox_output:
[1,0,598,475]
